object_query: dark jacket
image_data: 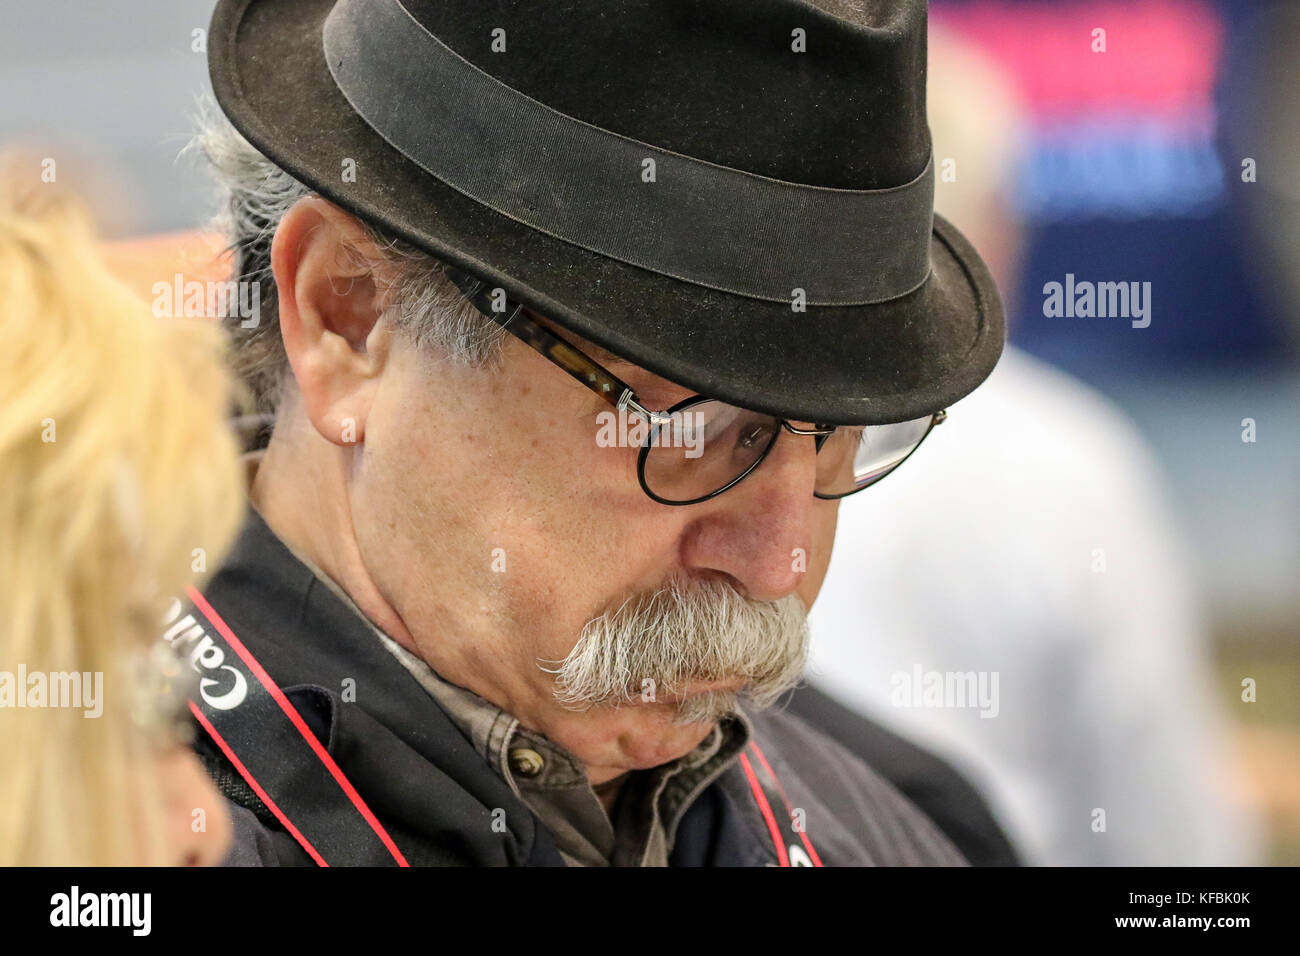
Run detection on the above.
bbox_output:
[185,507,995,866]
[783,683,1019,866]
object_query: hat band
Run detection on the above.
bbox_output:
[322,0,934,306]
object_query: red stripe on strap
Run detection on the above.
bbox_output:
[186,585,410,867]
[190,701,328,867]
[749,740,824,867]
[739,752,789,867]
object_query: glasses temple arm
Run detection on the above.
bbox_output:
[445,265,649,416]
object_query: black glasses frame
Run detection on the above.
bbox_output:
[443,265,945,505]
[635,395,945,506]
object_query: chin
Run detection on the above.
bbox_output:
[612,707,719,770]
[547,691,738,776]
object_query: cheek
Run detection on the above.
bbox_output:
[357,351,694,674]
[356,403,473,566]
[357,360,642,608]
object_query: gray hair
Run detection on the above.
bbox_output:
[190,96,505,416]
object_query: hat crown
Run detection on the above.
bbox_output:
[400,0,930,190]
[208,0,1002,424]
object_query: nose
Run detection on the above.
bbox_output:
[677,423,819,603]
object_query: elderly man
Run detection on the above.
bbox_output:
[177,0,1005,866]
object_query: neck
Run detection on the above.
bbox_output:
[249,403,421,657]
[593,772,628,814]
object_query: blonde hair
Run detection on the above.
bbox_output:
[0,191,247,864]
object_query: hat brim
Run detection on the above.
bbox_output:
[209,0,1005,424]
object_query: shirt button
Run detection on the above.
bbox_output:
[509,747,545,778]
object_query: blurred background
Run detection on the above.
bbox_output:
[933,0,1299,864]
[0,0,1294,863]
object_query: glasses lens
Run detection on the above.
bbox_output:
[640,400,780,503]
[814,415,935,497]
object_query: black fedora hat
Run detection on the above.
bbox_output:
[208,0,1004,424]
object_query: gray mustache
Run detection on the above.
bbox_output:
[538,576,809,725]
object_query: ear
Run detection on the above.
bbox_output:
[271,196,394,447]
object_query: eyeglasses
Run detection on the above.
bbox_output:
[444,266,945,505]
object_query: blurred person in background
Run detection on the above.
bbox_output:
[792,28,1263,865]
[0,185,245,865]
